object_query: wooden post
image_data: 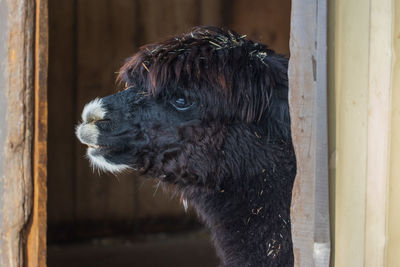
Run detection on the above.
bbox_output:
[289,0,331,266]
[0,1,35,266]
[0,0,47,266]
[387,1,400,265]
[26,0,48,266]
[332,0,399,266]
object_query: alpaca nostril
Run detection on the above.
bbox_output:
[81,98,106,123]
[76,123,99,146]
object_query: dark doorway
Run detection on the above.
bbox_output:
[47,1,291,266]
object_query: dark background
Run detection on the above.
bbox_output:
[47,0,291,266]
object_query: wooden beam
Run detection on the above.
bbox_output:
[0,1,35,266]
[364,0,392,265]
[387,1,400,266]
[332,0,397,265]
[26,0,48,266]
[289,0,330,266]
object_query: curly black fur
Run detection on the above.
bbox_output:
[78,26,296,267]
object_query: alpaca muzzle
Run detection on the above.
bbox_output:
[75,98,106,147]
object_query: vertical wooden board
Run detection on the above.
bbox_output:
[75,0,138,223]
[289,0,330,266]
[47,0,76,226]
[315,0,331,258]
[230,0,291,55]
[289,1,316,266]
[1,1,35,266]
[364,0,393,266]
[387,0,400,265]
[0,3,11,266]
[26,0,48,265]
[313,1,330,265]
[331,0,399,265]
[334,0,370,266]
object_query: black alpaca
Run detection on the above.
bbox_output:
[76,26,296,267]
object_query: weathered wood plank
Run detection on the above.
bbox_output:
[313,1,330,266]
[289,0,330,266]
[26,1,48,266]
[0,1,35,266]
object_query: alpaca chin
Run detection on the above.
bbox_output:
[86,148,131,174]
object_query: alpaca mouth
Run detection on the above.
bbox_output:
[86,144,112,154]
[87,144,100,149]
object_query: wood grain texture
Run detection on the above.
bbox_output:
[289,0,330,266]
[365,0,392,265]
[26,1,48,266]
[387,1,400,265]
[333,0,397,266]
[0,1,35,266]
[334,0,370,265]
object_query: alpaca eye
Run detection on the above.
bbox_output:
[170,98,194,111]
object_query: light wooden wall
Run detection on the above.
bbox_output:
[387,1,400,264]
[47,0,291,239]
[330,0,400,266]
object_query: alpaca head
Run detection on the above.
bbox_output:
[76,26,291,192]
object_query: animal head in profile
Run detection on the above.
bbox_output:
[76,26,291,191]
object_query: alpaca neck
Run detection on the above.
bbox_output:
[190,175,294,267]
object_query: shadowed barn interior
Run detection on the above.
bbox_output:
[47,0,291,266]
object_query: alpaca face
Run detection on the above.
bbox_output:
[76,26,291,190]
[76,84,214,179]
